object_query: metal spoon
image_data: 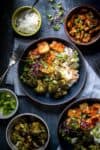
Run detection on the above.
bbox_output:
[21,0,39,19]
[28,0,39,13]
[32,0,39,8]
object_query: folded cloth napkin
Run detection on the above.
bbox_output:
[6,38,33,95]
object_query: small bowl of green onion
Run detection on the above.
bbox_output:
[0,88,19,119]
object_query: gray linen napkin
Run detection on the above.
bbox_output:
[6,38,33,95]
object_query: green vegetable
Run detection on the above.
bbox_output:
[47,14,53,21]
[91,124,100,139]
[74,18,81,24]
[11,120,48,149]
[57,2,63,9]
[0,91,16,116]
[58,10,64,17]
[34,80,47,93]
[89,145,100,150]
[47,0,65,31]
[69,117,80,129]
[48,81,58,93]
[53,24,60,31]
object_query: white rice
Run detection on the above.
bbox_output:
[17,12,40,34]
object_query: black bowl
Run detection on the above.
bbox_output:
[18,37,86,107]
[57,98,100,150]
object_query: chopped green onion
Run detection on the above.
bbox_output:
[53,24,60,31]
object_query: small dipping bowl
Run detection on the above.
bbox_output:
[12,6,42,36]
[0,88,19,119]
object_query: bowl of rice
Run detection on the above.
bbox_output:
[12,6,42,36]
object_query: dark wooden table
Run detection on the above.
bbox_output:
[0,0,100,150]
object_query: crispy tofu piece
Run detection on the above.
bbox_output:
[37,41,50,54]
[67,109,77,117]
[50,41,65,52]
[29,48,38,56]
[28,48,39,60]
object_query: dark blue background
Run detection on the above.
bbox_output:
[0,0,100,150]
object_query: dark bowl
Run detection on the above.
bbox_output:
[57,98,100,150]
[18,37,86,107]
[64,5,100,46]
[6,113,50,150]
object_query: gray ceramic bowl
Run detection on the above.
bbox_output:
[6,113,50,150]
[0,88,19,119]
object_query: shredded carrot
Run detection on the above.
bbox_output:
[46,53,55,64]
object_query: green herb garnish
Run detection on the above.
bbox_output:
[53,24,60,31]
[47,0,65,31]
[47,14,53,21]
[0,91,16,116]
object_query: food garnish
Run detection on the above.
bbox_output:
[11,119,48,150]
[47,0,65,31]
[0,91,16,116]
